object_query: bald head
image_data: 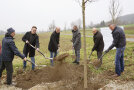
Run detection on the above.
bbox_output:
[73,25,78,31]
[109,24,116,31]
[92,28,98,35]
[55,27,60,33]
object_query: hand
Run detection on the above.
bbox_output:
[23,57,27,61]
[36,48,39,51]
[26,40,29,44]
[58,44,60,47]
[72,46,74,49]
[105,49,109,53]
[92,48,94,51]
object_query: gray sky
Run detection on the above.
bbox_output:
[0,0,134,32]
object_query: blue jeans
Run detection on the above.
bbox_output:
[50,51,57,66]
[23,57,35,70]
[75,50,80,62]
[115,47,125,76]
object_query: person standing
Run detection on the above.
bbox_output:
[72,25,81,65]
[0,28,26,85]
[22,26,39,70]
[105,24,126,77]
[92,28,104,64]
[48,27,60,66]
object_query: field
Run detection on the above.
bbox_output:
[0,25,134,90]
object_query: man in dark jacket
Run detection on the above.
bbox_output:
[92,28,104,63]
[22,26,39,70]
[72,25,81,65]
[105,24,126,77]
[48,27,60,66]
[0,28,26,85]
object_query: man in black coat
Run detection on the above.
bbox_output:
[72,25,81,65]
[0,28,26,85]
[48,27,60,66]
[105,24,126,77]
[22,26,39,70]
[92,28,104,63]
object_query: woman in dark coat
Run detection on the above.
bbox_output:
[48,27,60,66]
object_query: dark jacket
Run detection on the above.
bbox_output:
[92,31,104,51]
[72,30,81,50]
[108,26,126,50]
[1,33,25,61]
[22,31,39,57]
[0,43,1,55]
[48,31,60,52]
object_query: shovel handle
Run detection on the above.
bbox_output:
[99,51,107,60]
[27,43,53,60]
[89,51,93,59]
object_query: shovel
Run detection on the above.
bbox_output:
[28,43,53,60]
[93,51,107,69]
[26,59,46,67]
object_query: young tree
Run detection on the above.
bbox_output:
[48,20,56,32]
[75,0,96,89]
[109,0,122,24]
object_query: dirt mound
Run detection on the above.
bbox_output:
[15,62,84,89]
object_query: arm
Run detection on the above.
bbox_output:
[92,36,101,51]
[0,43,1,55]
[9,40,25,59]
[73,33,81,47]
[107,32,120,51]
[22,32,28,42]
[36,36,40,48]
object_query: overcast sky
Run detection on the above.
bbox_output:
[0,0,134,32]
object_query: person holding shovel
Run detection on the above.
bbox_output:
[22,26,40,70]
[0,28,27,85]
[72,25,81,65]
[105,24,126,77]
[91,28,104,65]
[48,27,60,66]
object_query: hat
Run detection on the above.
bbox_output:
[7,28,15,34]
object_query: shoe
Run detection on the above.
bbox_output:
[76,62,80,65]
[72,60,77,63]
[7,82,16,86]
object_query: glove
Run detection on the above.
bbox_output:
[105,49,109,53]
[92,48,95,51]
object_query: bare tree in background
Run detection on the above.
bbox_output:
[109,0,122,24]
[75,0,96,89]
[48,20,56,32]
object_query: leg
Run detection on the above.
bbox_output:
[50,52,54,66]
[76,50,80,62]
[120,47,125,73]
[97,51,103,63]
[0,61,6,79]
[23,48,28,69]
[30,57,35,70]
[115,48,122,76]
[5,61,13,85]
[54,51,58,57]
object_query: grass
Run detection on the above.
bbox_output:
[0,29,134,80]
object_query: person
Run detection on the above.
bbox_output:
[22,26,39,70]
[92,28,104,64]
[0,28,27,85]
[105,24,126,77]
[0,43,1,67]
[48,27,60,66]
[72,25,81,65]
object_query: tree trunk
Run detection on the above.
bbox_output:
[82,0,88,89]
